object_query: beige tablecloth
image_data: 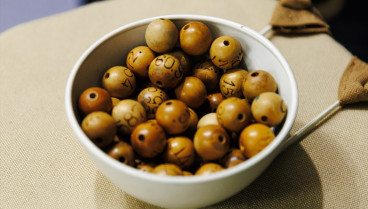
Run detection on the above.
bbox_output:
[1,0,367,208]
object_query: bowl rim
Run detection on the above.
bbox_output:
[65,14,298,184]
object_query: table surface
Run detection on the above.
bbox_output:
[1,0,367,208]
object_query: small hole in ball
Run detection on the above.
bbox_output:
[89,93,96,99]
[223,40,230,46]
[251,72,259,77]
[105,73,110,79]
[138,134,145,141]
[237,114,244,121]
[139,51,142,54]
[261,116,268,122]
[184,25,190,30]
[218,135,224,143]
[166,101,172,105]
[118,156,126,163]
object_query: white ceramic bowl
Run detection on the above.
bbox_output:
[65,15,298,208]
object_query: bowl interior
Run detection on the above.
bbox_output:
[67,14,298,181]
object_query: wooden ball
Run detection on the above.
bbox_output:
[145,18,178,53]
[195,163,224,176]
[155,99,191,135]
[81,111,116,148]
[219,68,248,98]
[137,86,169,119]
[126,46,155,78]
[168,49,192,76]
[78,87,113,115]
[131,121,167,158]
[243,70,277,100]
[186,107,199,134]
[174,76,207,108]
[239,123,275,158]
[192,59,223,91]
[205,92,224,113]
[251,92,287,126]
[216,97,251,132]
[148,54,183,89]
[163,136,195,169]
[153,163,183,176]
[210,36,243,69]
[112,99,146,135]
[219,149,246,168]
[108,141,136,167]
[193,125,230,161]
[180,22,212,56]
[102,66,136,99]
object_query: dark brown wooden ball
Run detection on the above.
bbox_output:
[78,87,113,115]
[108,141,136,167]
[131,121,167,158]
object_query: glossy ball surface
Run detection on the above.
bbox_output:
[174,76,207,108]
[197,113,219,129]
[126,46,155,78]
[163,136,195,168]
[102,66,136,99]
[210,36,243,69]
[239,123,275,158]
[131,121,167,158]
[216,97,251,132]
[153,163,183,176]
[193,125,230,161]
[81,111,116,148]
[179,22,212,56]
[148,54,183,89]
[137,87,169,119]
[195,163,224,176]
[192,59,223,91]
[204,92,224,113]
[251,92,287,126]
[78,87,113,115]
[112,99,146,134]
[155,100,191,135]
[219,149,246,168]
[242,70,277,100]
[145,18,178,53]
[108,141,136,167]
[219,68,248,98]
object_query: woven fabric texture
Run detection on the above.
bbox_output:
[1,0,367,208]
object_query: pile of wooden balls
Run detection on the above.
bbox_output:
[78,18,287,176]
